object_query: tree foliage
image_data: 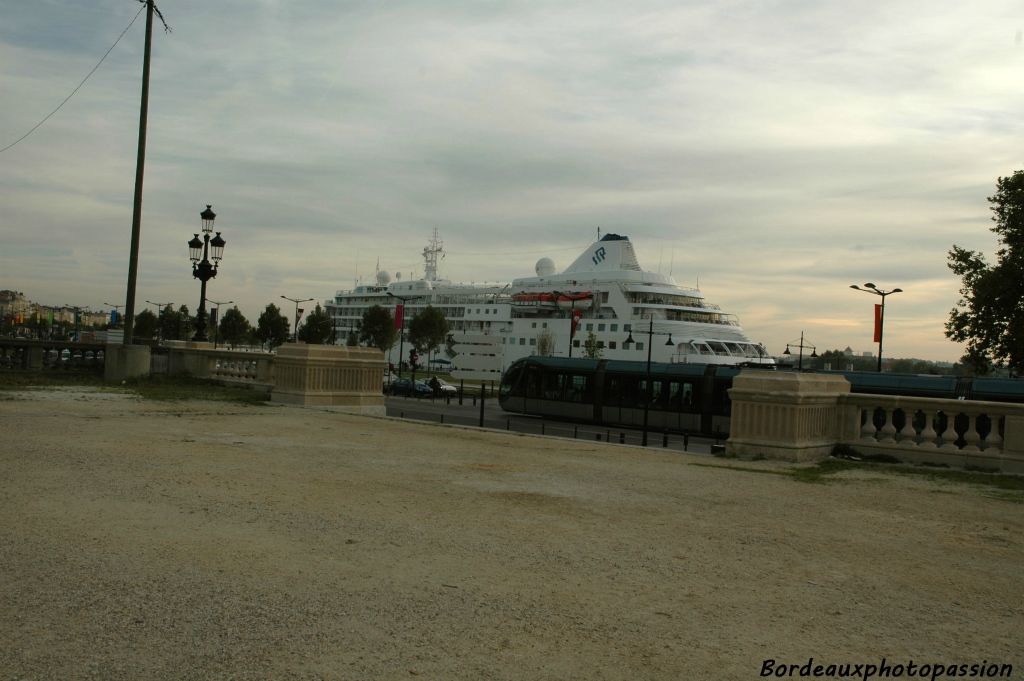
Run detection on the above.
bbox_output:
[133,309,159,340]
[217,306,251,348]
[536,329,555,357]
[946,170,1024,375]
[408,306,449,356]
[256,303,290,350]
[583,330,603,359]
[359,305,397,352]
[159,305,192,341]
[297,303,334,344]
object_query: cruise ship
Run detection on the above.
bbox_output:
[326,231,772,380]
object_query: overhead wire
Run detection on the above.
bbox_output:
[0,3,147,155]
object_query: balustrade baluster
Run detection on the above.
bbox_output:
[898,410,919,447]
[860,407,877,442]
[984,415,1003,452]
[879,408,897,443]
[962,412,982,453]
[918,409,938,449]
[937,411,959,451]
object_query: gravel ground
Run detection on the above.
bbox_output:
[1,387,1021,680]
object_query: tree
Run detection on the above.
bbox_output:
[536,329,555,357]
[217,306,251,348]
[297,303,334,344]
[946,170,1024,375]
[256,303,290,350]
[583,330,603,359]
[408,305,449,364]
[133,309,159,340]
[359,305,397,352]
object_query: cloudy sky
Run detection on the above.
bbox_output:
[2,0,1021,361]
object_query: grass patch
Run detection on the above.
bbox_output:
[120,375,270,404]
[0,371,269,405]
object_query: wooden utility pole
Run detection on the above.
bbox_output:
[122,0,154,345]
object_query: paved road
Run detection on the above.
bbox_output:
[384,395,722,455]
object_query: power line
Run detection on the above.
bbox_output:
[0,4,146,155]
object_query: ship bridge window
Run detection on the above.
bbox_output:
[691,342,712,355]
[708,341,729,354]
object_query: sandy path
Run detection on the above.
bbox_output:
[1,388,1021,680]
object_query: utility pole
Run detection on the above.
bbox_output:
[122,0,155,345]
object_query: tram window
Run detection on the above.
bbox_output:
[567,375,590,402]
[525,367,544,399]
[668,381,696,412]
[500,366,524,397]
[542,373,564,400]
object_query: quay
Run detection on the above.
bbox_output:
[1,387,1020,680]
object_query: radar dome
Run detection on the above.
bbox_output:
[535,257,556,277]
[376,270,391,286]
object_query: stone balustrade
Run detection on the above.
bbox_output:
[163,341,274,390]
[727,369,1024,474]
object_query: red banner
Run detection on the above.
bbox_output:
[394,303,404,330]
[873,304,882,343]
[570,309,583,336]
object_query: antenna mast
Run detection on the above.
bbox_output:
[422,228,444,281]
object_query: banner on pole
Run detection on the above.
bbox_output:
[873,304,882,343]
[394,303,404,330]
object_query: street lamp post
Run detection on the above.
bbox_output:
[208,299,233,349]
[850,283,903,372]
[623,316,674,447]
[782,331,818,370]
[104,302,124,327]
[281,295,314,342]
[145,300,172,343]
[188,205,227,342]
[387,292,423,378]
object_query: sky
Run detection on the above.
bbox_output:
[1,0,1021,362]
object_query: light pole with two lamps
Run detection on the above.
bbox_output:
[186,205,227,342]
[387,292,423,378]
[782,332,817,370]
[850,283,902,372]
[145,300,172,343]
[623,316,675,447]
[280,295,313,342]
[207,299,233,349]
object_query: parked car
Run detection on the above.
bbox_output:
[431,378,459,395]
[387,378,433,398]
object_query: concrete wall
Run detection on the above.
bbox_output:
[271,344,386,415]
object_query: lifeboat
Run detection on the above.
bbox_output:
[511,291,594,310]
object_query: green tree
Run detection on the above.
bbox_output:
[133,309,159,340]
[583,330,603,359]
[217,306,251,348]
[256,303,290,350]
[359,305,397,352]
[408,305,449,364]
[297,303,334,344]
[158,305,181,341]
[946,170,1024,375]
[536,329,555,357]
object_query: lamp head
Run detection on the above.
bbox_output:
[783,346,791,355]
[209,232,226,262]
[863,282,876,290]
[892,287,903,294]
[188,234,203,263]
[200,204,216,234]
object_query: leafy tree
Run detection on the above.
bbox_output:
[256,303,290,350]
[133,309,159,340]
[359,305,397,352]
[217,306,251,348]
[158,305,181,341]
[583,330,603,359]
[408,306,449,364]
[345,330,359,347]
[297,303,334,344]
[946,170,1024,375]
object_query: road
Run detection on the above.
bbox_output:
[384,394,723,454]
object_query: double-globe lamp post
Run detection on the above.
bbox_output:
[208,299,233,349]
[281,296,313,342]
[187,205,226,342]
[624,316,674,447]
[850,283,902,373]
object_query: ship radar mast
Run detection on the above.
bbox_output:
[422,228,444,281]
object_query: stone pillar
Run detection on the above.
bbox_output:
[104,344,152,382]
[1001,415,1024,475]
[271,344,386,415]
[726,370,851,462]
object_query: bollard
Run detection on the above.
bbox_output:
[478,386,485,428]
[440,414,444,424]
[595,433,601,442]
[619,432,625,444]
[472,395,476,406]
[541,423,546,435]
[683,433,689,451]
[662,432,668,448]
[573,425,578,439]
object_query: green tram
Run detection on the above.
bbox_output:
[498,356,741,437]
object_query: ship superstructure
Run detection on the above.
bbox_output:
[326,231,771,380]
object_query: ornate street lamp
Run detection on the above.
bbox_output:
[623,316,675,447]
[782,331,818,370]
[188,205,226,342]
[850,283,902,372]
